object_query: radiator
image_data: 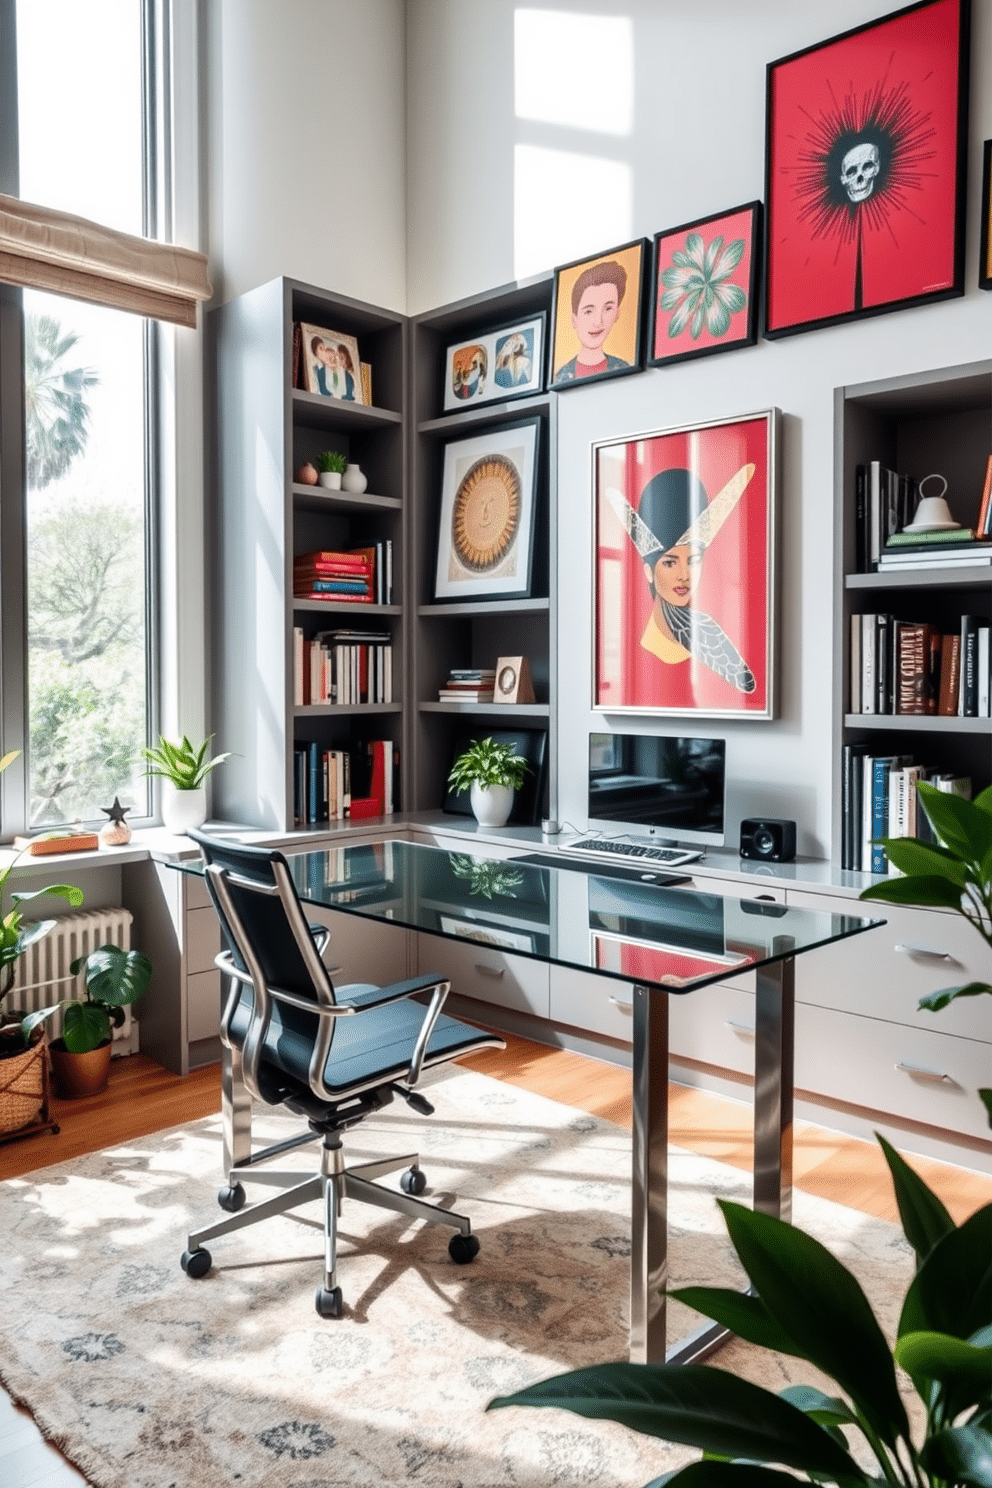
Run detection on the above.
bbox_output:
[7,908,139,1056]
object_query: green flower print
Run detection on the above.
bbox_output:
[660,232,747,339]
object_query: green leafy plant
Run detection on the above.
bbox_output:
[449,852,525,900]
[0,750,84,1018]
[860,781,992,1127]
[489,1134,992,1488]
[316,449,347,474]
[22,943,152,1054]
[446,738,532,794]
[141,734,230,791]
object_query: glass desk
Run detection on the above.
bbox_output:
[185,836,882,1365]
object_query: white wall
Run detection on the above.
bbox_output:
[406,0,992,857]
[206,0,407,311]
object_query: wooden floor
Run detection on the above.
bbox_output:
[3,1036,992,1487]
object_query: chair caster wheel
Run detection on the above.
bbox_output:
[315,1286,343,1318]
[448,1232,480,1265]
[217,1182,246,1213]
[400,1166,427,1195]
[181,1247,211,1278]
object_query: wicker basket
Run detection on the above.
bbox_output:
[0,1038,46,1134]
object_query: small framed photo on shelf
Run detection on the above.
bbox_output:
[763,0,969,338]
[593,408,778,719]
[549,239,647,390]
[442,314,546,413]
[299,323,366,405]
[433,417,540,601]
[649,202,761,367]
[980,140,992,291]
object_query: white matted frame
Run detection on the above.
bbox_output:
[442,313,546,413]
[434,418,541,601]
[300,322,365,404]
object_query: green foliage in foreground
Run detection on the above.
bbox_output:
[22,943,152,1053]
[489,1135,992,1488]
[860,780,992,1126]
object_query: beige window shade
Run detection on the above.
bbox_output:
[0,193,211,328]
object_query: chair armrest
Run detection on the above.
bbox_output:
[337,973,449,1013]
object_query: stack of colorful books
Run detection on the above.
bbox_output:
[878,529,992,570]
[437,668,495,703]
[294,548,373,602]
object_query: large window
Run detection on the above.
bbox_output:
[7,0,157,827]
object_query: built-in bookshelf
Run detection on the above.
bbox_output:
[834,360,992,870]
[210,277,406,831]
[409,276,558,822]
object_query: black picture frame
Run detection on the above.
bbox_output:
[432,417,541,602]
[440,311,547,413]
[648,202,762,368]
[549,238,647,391]
[763,0,970,340]
[980,139,992,291]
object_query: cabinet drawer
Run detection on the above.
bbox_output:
[796,1002,992,1141]
[787,890,992,1043]
[186,906,221,976]
[550,965,636,1042]
[184,873,214,911]
[305,908,410,989]
[431,936,549,1018]
[187,969,222,1043]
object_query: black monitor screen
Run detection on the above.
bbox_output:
[588,733,726,847]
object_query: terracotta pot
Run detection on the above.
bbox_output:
[49,1039,112,1099]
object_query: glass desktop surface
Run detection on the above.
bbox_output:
[278,839,881,994]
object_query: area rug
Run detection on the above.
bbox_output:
[1,1067,915,1488]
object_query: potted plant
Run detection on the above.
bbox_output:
[142,733,230,835]
[446,738,532,829]
[859,780,992,1127]
[316,449,347,489]
[23,942,152,1099]
[0,750,85,1136]
[489,1135,992,1488]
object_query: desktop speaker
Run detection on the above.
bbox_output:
[739,817,796,863]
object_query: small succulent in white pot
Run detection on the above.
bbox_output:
[446,738,532,829]
[142,734,230,835]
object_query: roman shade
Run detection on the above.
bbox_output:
[0,193,211,327]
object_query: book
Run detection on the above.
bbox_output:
[841,742,869,870]
[360,361,372,406]
[885,527,980,546]
[980,625,990,718]
[854,464,866,572]
[894,622,936,714]
[937,633,961,716]
[977,453,992,538]
[959,614,979,716]
[13,832,99,855]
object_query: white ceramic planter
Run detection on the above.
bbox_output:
[470,782,514,828]
[162,783,207,835]
[318,471,342,490]
[341,462,368,494]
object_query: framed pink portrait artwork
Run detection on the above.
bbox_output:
[649,202,761,367]
[593,410,779,719]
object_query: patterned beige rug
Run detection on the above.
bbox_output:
[1,1067,914,1488]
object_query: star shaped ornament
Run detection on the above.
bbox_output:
[101,797,132,825]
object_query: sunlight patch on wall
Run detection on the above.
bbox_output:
[513,143,631,281]
[514,10,633,136]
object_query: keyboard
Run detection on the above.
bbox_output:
[560,838,702,868]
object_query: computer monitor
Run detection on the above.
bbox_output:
[587,732,726,850]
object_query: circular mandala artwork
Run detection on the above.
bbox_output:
[451,454,521,573]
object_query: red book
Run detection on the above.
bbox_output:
[976,454,992,538]
[296,550,370,567]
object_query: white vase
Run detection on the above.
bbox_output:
[341,462,368,494]
[162,783,207,835]
[318,470,342,490]
[470,782,514,829]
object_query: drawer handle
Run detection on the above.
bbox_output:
[894,944,953,961]
[608,995,634,1013]
[895,1061,950,1084]
[475,963,505,979]
[326,966,344,978]
[726,1020,756,1039]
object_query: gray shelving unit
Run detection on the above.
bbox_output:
[209,276,408,831]
[409,275,558,820]
[833,359,992,859]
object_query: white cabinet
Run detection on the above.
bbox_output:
[424,933,549,1018]
[305,905,411,989]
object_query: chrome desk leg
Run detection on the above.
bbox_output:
[222,1042,253,1175]
[753,951,795,1224]
[630,983,669,1365]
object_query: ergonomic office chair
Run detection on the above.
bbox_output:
[180,830,505,1317]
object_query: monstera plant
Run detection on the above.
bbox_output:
[860,780,992,1128]
[489,1135,992,1488]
